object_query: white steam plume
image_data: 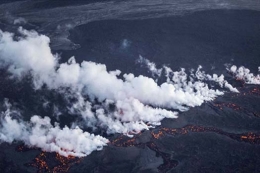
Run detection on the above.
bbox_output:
[0,28,239,132]
[136,55,162,77]
[0,28,225,113]
[0,27,57,88]
[194,65,239,93]
[229,65,260,84]
[0,104,108,157]
[69,95,178,135]
[137,57,239,93]
[0,27,253,156]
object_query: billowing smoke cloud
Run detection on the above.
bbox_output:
[229,65,260,84]
[0,102,108,157]
[0,27,254,157]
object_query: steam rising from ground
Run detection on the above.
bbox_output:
[136,55,162,77]
[229,65,260,84]
[0,101,108,157]
[0,28,258,157]
[137,56,239,93]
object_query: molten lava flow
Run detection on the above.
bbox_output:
[248,87,260,95]
[26,152,82,173]
[211,86,260,117]
[110,124,260,172]
[213,102,242,111]
[16,144,28,152]
[110,134,140,147]
[16,144,38,152]
[151,130,164,139]
[16,124,260,173]
[149,125,260,145]
[211,101,260,117]
[52,153,82,173]
[240,132,260,142]
[28,152,50,172]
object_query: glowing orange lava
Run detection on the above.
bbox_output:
[26,151,82,173]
